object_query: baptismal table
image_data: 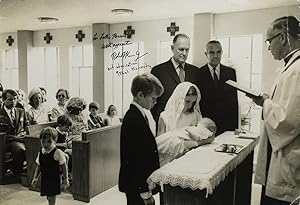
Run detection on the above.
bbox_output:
[148,131,259,205]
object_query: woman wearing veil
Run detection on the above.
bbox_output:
[156,82,215,166]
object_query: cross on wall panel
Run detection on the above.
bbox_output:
[124,26,135,39]
[76,30,86,42]
[167,22,179,36]
[44,32,53,44]
[6,36,14,46]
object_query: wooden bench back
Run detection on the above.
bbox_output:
[72,124,121,202]
[25,121,57,136]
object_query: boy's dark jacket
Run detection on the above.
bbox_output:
[119,104,160,194]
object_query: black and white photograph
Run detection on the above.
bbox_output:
[0,0,299,205]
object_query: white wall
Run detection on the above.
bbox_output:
[0,33,18,49]
[33,26,92,91]
[110,16,195,67]
[0,33,18,88]
[213,5,300,92]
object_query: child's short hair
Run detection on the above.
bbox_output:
[89,101,100,110]
[131,73,164,97]
[57,115,72,128]
[40,127,58,142]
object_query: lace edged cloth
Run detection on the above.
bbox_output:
[147,131,259,197]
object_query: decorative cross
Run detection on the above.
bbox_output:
[167,22,179,36]
[124,26,135,39]
[6,36,14,46]
[44,32,53,44]
[75,30,85,42]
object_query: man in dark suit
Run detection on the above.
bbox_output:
[198,40,238,136]
[151,34,199,123]
[0,89,29,180]
[119,74,164,205]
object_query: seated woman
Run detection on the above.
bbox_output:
[27,88,49,125]
[104,104,120,126]
[64,97,88,143]
[51,89,70,121]
[156,82,215,166]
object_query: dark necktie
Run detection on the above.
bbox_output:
[10,109,16,125]
[213,67,219,88]
[178,64,185,82]
[144,115,149,127]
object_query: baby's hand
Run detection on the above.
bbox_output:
[31,178,38,188]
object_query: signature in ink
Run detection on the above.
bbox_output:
[134,50,148,62]
[111,50,135,61]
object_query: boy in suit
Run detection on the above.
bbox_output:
[119,73,164,205]
[0,89,29,180]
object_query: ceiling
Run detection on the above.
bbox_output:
[0,0,297,33]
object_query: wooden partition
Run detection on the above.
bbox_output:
[72,124,121,202]
[25,121,57,136]
[0,132,7,184]
[24,121,57,188]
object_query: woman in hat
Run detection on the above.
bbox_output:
[27,88,49,125]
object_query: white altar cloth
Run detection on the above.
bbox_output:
[147,131,259,196]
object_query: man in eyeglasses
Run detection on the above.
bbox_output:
[249,16,300,205]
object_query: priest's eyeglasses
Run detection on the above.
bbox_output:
[265,33,282,46]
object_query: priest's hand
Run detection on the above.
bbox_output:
[246,93,269,107]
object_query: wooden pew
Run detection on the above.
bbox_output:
[72,124,121,202]
[24,121,57,188]
[0,132,7,184]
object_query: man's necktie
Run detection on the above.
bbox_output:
[213,67,219,88]
[10,109,16,124]
[144,115,149,127]
[178,64,185,82]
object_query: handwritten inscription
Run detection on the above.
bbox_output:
[93,33,152,76]
[114,63,152,76]
[93,32,127,41]
[111,50,134,61]
[93,32,131,49]
[107,49,151,76]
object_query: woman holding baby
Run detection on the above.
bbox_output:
[156,82,216,166]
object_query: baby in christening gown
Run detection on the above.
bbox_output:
[157,118,216,166]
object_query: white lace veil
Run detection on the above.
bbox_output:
[163,82,201,131]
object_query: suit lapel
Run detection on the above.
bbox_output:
[204,64,214,82]
[14,108,20,128]
[130,104,154,138]
[166,59,181,84]
[0,108,14,127]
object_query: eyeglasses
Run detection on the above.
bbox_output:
[265,33,282,46]
[58,94,66,98]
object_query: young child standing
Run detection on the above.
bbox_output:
[88,101,105,130]
[118,73,164,205]
[32,127,69,205]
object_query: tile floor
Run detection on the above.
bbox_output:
[0,179,261,205]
